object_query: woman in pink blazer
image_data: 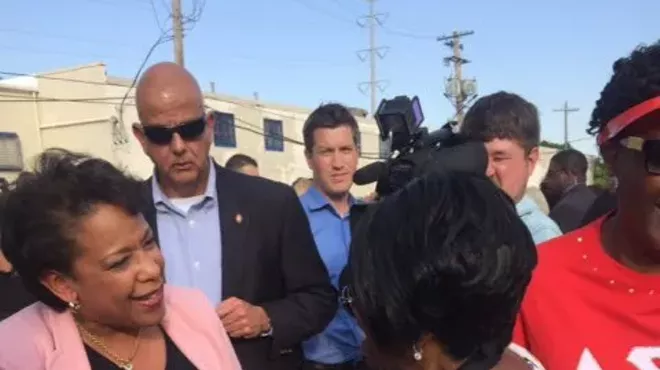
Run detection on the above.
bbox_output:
[0,149,242,370]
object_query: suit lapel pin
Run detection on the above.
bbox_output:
[235,213,243,224]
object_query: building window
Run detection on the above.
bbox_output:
[0,132,23,171]
[213,111,236,148]
[263,119,284,152]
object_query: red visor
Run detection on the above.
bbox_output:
[597,96,660,146]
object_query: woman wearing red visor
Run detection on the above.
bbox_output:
[512,42,660,369]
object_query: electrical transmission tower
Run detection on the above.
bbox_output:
[554,101,580,147]
[438,30,477,124]
[357,0,390,115]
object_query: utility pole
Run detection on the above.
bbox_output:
[172,0,185,66]
[554,101,579,147]
[438,30,477,124]
[357,0,389,115]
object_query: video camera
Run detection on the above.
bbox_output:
[353,95,488,197]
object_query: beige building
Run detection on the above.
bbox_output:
[0,62,592,198]
[0,63,387,196]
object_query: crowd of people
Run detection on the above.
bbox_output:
[0,39,657,370]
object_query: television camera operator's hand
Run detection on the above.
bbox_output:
[217,297,272,339]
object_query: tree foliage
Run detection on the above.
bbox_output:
[591,157,611,189]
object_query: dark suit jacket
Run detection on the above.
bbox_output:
[549,184,597,233]
[141,164,337,370]
[581,190,616,226]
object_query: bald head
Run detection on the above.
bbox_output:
[135,62,204,123]
[132,62,214,198]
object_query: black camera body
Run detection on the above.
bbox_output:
[354,95,488,197]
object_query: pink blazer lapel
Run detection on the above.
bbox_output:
[161,286,242,370]
[41,306,92,370]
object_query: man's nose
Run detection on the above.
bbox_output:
[485,160,496,178]
[169,133,186,153]
[331,152,344,168]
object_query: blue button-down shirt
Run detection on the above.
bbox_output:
[152,164,223,305]
[300,186,364,365]
[517,195,562,245]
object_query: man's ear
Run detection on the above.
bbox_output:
[305,149,313,170]
[132,123,148,152]
[526,146,540,177]
[205,111,215,132]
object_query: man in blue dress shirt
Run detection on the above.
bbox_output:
[299,103,366,370]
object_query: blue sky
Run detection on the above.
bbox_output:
[2,0,658,155]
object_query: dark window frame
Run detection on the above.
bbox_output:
[0,132,24,171]
[263,118,284,152]
[213,111,237,148]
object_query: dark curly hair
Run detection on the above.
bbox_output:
[349,171,537,368]
[587,41,660,136]
[0,149,143,311]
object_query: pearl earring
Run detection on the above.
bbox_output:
[413,344,423,361]
[68,301,81,312]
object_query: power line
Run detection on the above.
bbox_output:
[382,26,436,40]
[290,0,355,25]
[0,43,119,61]
[149,0,172,34]
[117,0,205,143]
[314,0,438,41]
[0,28,134,48]
[0,93,381,158]
[0,70,378,139]
[0,94,131,103]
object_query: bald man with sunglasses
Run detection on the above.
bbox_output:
[133,62,337,370]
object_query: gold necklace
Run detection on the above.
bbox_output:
[77,323,143,370]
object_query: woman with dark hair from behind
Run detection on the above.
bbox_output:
[346,171,543,370]
[0,149,241,369]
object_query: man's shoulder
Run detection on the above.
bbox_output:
[519,204,562,244]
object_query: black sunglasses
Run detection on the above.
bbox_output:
[620,136,660,175]
[140,116,206,145]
